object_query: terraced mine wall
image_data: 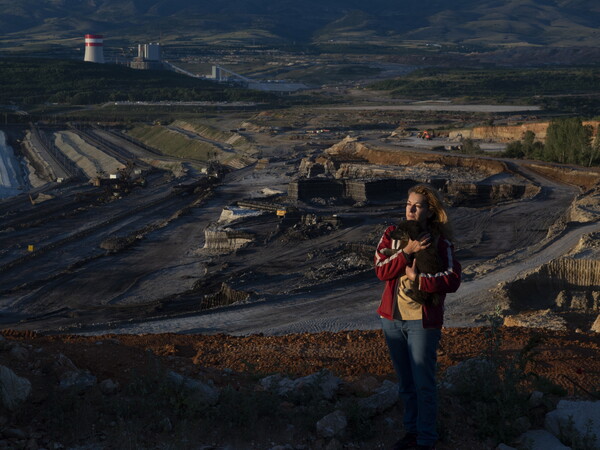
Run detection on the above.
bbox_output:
[505,258,600,312]
[293,137,552,204]
[344,179,420,202]
[289,178,537,205]
[202,282,251,310]
[522,162,600,191]
[20,132,59,182]
[204,228,254,252]
[446,182,540,206]
[316,137,600,194]
[448,120,600,142]
[356,151,508,176]
[325,137,509,176]
[288,178,345,201]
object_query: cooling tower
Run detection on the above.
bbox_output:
[84,34,104,63]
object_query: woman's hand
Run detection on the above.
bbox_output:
[403,234,431,255]
[405,258,418,281]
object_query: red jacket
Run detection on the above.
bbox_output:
[374,225,461,328]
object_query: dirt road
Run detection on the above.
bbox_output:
[320,104,542,112]
[85,213,598,336]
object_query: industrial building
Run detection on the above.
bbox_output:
[209,65,308,93]
[83,34,104,63]
[80,35,305,92]
[130,43,163,70]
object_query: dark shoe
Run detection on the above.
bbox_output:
[392,432,417,449]
[416,444,436,450]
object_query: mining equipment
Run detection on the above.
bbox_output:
[91,161,146,201]
[170,161,226,197]
[206,161,227,180]
[417,130,433,140]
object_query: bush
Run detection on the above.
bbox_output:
[458,138,483,155]
[440,308,566,444]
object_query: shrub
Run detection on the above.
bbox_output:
[440,308,564,444]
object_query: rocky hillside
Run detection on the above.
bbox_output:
[0,0,599,50]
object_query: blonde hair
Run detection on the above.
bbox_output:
[408,183,454,239]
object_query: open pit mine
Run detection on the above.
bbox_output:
[0,121,599,337]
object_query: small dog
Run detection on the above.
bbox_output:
[381,220,443,305]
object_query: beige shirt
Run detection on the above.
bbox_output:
[394,275,423,320]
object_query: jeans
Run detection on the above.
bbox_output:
[381,317,441,446]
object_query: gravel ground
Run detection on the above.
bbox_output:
[2,326,598,449]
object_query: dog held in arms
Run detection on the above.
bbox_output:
[380,220,443,305]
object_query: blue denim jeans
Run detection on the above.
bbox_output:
[381,318,441,446]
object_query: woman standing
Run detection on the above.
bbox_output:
[374,183,461,450]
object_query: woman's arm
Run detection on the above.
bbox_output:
[374,226,411,281]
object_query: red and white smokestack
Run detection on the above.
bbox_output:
[84,34,104,63]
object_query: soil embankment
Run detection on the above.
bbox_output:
[449,120,600,142]
[523,162,600,191]
[504,257,600,308]
[54,131,124,179]
[325,136,509,175]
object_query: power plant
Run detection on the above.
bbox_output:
[80,35,305,92]
[139,43,161,61]
[130,43,163,70]
[83,34,104,63]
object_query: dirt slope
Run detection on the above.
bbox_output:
[2,327,598,449]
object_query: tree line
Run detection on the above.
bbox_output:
[452,118,600,167]
[502,118,600,167]
[370,67,600,98]
[0,57,276,106]
[369,67,600,116]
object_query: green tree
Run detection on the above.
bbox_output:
[459,138,482,155]
[502,131,545,160]
[522,130,545,159]
[503,140,524,158]
[588,130,600,167]
[544,118,594,165]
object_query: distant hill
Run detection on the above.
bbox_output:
[0,0,598,53]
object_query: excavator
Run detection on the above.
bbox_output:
[417,130,433,140]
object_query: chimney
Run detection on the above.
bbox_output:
[84,34,105,63]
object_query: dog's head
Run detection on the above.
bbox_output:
[391,220,426,241]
